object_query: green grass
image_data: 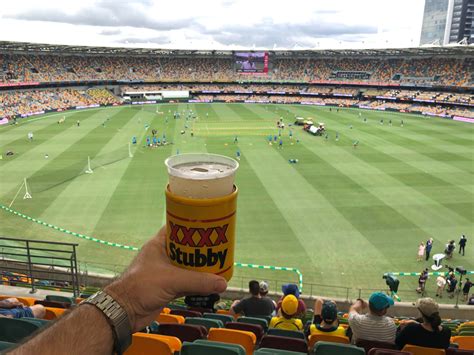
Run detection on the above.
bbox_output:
[0,103,473,302]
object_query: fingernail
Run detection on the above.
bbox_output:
[214,278,227,292]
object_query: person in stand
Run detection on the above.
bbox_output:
[459,234,467,256]
[308,298,346,337]
[230,280,275,318]
[269,295,303,331]
[417,242,425,262]
[395,298,451,350]
[8,226,228,355]
[0,298,45,319]
[462,278,472,302]
[425,238,433,261]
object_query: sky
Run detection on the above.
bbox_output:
[0,0,426,50]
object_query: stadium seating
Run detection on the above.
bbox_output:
[203,312,235,325]
[313,341,365,355]
[157,323,208,342]
[254,349,306,355]
[44,307,66,320]
[356,338,398,353]
[308,333,350,350]
[368,349,412,355]
[45,295,74,305]
[181,340,246,355]
[226,322,265,342]
[207,328,256,355]
[0,318,40,343]
[0,341,14,352]
[401,344,446,355]
[450,336,474,350]
[267,328,306,340]
[186,317,224,330]
[259,334,308,353]
[157,313,185,324]
[124,333,182,355]
[237,316,269,331]
[170,309,202,318]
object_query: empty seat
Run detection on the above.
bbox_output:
[368,349,412,355]
[170,309,202,318]
[226,321,265,342]
[124,333,181,355]
[356,339,397,353]
[267,328,306,340]
[450,337,474,351]
[0,318,40,343]
[157,313,185,324]
[157,323,207,342]
[45,295,74,305]
[208,328,256,355]
[204,312,235,325]
[313,341,365,355]
[237,316,268,331]
[402,344,447,355]
[187,307,215,314]
[185,317,224,330]
[181,340,246,355]
[446,348,474,355]
[309,333,350,350]
[259,335,308,354]
[255,348,307,354]
[44,307,66,320]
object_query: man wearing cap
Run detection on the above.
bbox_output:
[276,284,306,318]
[230,280,275,317]
[259,281,277,312]
[309,298,346,337]
[348,292,397,344]
[269,295,303,331]
[396,298,451,349]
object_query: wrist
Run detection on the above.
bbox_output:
[104,282,136,332]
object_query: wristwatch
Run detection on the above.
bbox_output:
[83,290,132,355]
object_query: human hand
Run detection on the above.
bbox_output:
[105,226,228,332]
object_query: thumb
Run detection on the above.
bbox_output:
[171,267,227,297]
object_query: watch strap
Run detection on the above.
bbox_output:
[82,290,132,354]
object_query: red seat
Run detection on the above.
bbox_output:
[226,321,265,342]
[356,339,397,353]
[158,323,207,342]
[259,334,308,353]
[368,349,412,355]
[170,309,202,318]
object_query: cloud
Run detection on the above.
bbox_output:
[99,29,122,36]
[6,0,195,31]
[115,36,171,45]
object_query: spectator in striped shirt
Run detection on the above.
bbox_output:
[348,292,397,344]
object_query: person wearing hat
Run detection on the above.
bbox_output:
[395,298,451,349]
[309,298,346,337]
[276,284,306,318]
[230,280,275,318]
[259,281,277,312]
[269,295,303,331]
[348,292,397,344]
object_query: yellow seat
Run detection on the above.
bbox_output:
[157,313,185,324]
[402,344,446,355]
[451,336,474,350]
[44,307,66,320]
[124,333,182,355]
[308,333,350,350]
[208,327,256,355]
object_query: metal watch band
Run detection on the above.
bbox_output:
[83,290,132,355]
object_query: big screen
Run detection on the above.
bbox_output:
[235,52,269,73]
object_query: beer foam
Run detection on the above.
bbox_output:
[172,162,234,180]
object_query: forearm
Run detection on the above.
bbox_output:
[9,304,113,355]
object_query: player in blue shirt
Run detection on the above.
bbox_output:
[146,136,150,146]
[236,150,241,160]
[153,136,157,146]
[279,139,283,149]
[132,136,137,145]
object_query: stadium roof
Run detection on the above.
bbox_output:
[0,41,472,58]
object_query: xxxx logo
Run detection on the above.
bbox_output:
[168,221,229,247]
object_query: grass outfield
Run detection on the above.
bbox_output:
[0,103,473,302]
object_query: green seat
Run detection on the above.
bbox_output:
[0,318,40,343]
[255,348,307,355]
[313,341,365,355]
[19,318,49,328]
[267,328,306,340]
[0,341,14,351]
[185,317,224,330]
[181,340,245,355]
[458,330,474,336]
[45,295,74,304]
[237,316,268,331]
[203,313,235,325]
